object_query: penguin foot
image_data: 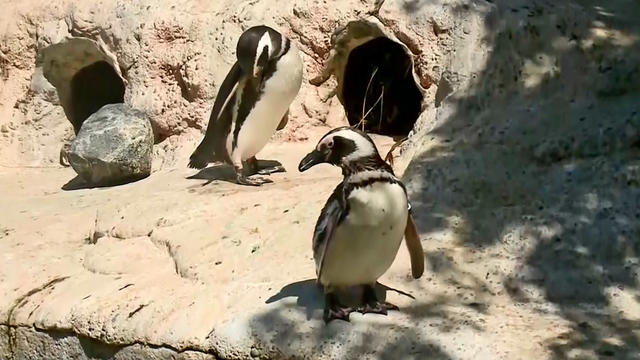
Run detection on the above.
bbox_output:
[357,284,399,316]
[324,292,353,323]
[356,301,399,315]
[243,157,285,176]
[324,306,354,323]
[236,174,273,186]
[256,165,286,175]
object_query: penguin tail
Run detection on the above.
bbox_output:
[188,158,207,169]
[188,147,214,169]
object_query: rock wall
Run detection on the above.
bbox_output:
[0,0,319,168]
[0,0,471,170]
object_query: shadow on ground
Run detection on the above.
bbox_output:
[61,174,150,191]
[265,279,418,321]
[187,159,285,186]
[403,0,640,358]
[187,164,237,185]
[249,0,640,358]
[62,175,97,191]
[255,280,459,359]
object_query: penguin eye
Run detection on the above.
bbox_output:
[327,139,334,149]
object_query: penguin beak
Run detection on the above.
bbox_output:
[298,150,326,172]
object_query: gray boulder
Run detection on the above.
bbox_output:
[68,103,153,186]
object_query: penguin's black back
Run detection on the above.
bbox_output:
[188,62,243,168]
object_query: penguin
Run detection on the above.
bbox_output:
[298,126,425,323]
[189,25,303,186]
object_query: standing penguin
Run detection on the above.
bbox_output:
[298,126,425,323]
[189,25,303,186]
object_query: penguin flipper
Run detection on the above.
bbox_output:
[189,61,243,169]
[313,183,347,282]
[276,109,289,131]
[404,213,425,279]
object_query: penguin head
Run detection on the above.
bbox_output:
[236,25,281,79]
[298,127,379,172]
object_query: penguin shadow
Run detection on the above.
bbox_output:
[265,279,415,321]
[265,279,324,320]
[186,164,236,185]
[186,159,284,186]
[61,174,150,191]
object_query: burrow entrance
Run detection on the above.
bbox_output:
[70,61,125,134]
[311,18,426,139]
[342,37,423,137]
[40,37,127,135]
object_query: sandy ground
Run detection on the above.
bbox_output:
[3,133,631,360]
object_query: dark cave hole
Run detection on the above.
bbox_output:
[342,36,423,137]
[70,60,125,134]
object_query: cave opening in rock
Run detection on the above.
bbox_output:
[342,36,423,138]
[70,60,125,134]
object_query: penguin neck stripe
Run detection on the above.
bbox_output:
[277,35,287,58]
[340,154,394,177]
[277,38,291,59]
[345,175,402,195]
[347,169,396,184]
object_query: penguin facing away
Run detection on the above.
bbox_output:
[189,25,303,186]
[298,126,425,323]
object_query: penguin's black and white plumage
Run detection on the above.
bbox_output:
[189,25,303,186]
[298,127,425,323]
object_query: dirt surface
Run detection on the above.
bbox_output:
[0,136,573,360]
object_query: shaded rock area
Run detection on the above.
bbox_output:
[68,103,153,186]
[403,0,640,359]
[1,326,216,360]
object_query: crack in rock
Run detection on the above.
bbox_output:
[118,283,134,291]
[163,241,184,279]
[85,209,106,245]
[127,304,147,318]
[81,217,195,280]
[149,233,194,281]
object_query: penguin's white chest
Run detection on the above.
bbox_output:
[319,181,408,287]
[230,45,303,161]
